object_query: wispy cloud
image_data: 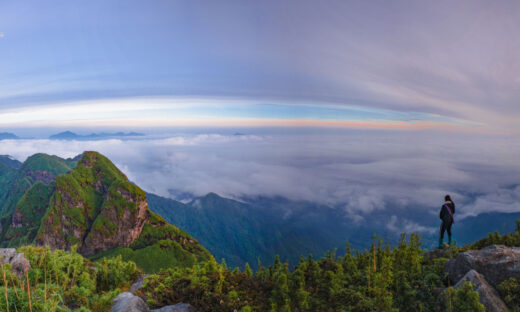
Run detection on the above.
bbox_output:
[387,215,436,235]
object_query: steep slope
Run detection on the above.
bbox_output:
[36,151,146,254]
[148,193,268,267]
[0,153,75,216]
[0,156,20,203]
[1,181,54,247]
[0,155,22,170]
[32,151,211,272]
[147,193,355,268]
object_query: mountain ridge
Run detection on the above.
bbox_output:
[0,151,211,273]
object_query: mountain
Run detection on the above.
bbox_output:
[0,153,76,216]
[0,132,19,140]
[0,155,22,169]
[49,131,145,140]
[0,151,211,273]
[147,192,365,268]
[148,191,520,269]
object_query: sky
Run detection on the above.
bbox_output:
[0,1,519,228]
[1,0,519,132]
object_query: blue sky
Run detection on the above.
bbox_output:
[1,1,519,133]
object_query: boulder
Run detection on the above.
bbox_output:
[152,303,198,312]
[454,270,509,312]
[130,274,151,293]
[111,292,150,312]
[0,248,31,279]
[445,245,520,288]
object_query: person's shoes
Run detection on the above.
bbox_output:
[448,235,452,245]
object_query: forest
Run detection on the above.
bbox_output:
[0,224,519,311]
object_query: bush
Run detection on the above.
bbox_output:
[444,282,485,312]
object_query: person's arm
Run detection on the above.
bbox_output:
[440,206,444,219]
[452,203,455,214]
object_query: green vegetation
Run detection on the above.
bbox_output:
[137,233,471,311]
[135,222,520,312]
[498,277,520,312]
[463,220,520,251]
[0,153,75,217]
[0,151,211,276]
[0,221,518,311]
[1,182,54,247]
[89,212,212,273]
[0,245,138,312]
[444,282,485,312]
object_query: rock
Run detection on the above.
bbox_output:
[130,274,151,293]
[0,249,16,262]
[0,248,31,279]
[111,292,150,312]
[454,270,509,312]
[424,246,458,261]
[445,245,520,288]
[152,303,198,312]
[37,151,150,256]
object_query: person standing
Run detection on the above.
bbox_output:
[439,195,455,248]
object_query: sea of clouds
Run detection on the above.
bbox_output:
[0,130,518,223]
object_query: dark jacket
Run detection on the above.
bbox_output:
[440,201,455,224]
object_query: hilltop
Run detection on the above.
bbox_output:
[0,151,211,273]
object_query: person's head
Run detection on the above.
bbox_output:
[445,195,452,202]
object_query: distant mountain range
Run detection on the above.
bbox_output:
[49,131,145,140]
[0,132,19,140]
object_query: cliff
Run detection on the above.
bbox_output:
[0,151,211,273]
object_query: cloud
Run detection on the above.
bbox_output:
[461,186,520,218]
[387,215,436,235]
[0,130,518,222]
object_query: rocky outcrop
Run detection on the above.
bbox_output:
[111,292,198,312]
[152,304,198,312]
[25,170,56,185]
[37,151,151,256]
[81,186,150,255]
[445,245,520,288]
[0,248,30,279]
[443,245,520,311]
[130,274,151,293]
[454,270,509,312]
[111,292,150,312]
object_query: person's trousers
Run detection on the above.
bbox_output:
[440,221,452,239]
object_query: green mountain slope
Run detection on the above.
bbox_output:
[1,181,54,247]
[0,153,75,216]
[0,155,22,169]
[0,151,211,273]
[147,193,354,269]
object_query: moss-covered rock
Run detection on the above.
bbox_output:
[0,151,211,273]
[32,151,211,272]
